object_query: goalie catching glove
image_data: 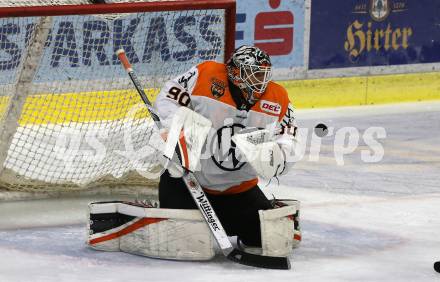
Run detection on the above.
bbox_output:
[232,129,297,179]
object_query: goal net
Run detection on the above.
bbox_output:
[0,0,235,193]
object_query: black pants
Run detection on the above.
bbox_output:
[159,171,273,247]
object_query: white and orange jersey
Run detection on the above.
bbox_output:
[155,61,297,195]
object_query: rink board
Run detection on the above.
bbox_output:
[281,71,440,108]
[1,71,440,125]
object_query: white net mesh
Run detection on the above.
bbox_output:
[0,1,227,191]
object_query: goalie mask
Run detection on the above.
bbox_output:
[227,45,273,105]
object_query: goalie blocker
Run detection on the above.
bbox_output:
[87,200,301,260]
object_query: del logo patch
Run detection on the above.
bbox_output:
[260,100,281,115]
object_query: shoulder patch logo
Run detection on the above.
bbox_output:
[260,100,281,115]
[210,78,226,99]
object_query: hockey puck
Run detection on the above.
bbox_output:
[434,261,440,273]
[314,123,328,137]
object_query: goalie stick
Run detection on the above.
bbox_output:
[116,49,290,270]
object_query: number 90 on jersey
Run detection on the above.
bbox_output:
[167,87,191,107]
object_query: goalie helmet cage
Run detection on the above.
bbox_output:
[0,0,236,195]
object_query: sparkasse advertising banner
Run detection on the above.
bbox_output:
[309,0,440,69]
[235,0,305,69]
[0,12,225,84]
[0,1,305,84]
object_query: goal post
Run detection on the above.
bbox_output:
[0,0,236,193]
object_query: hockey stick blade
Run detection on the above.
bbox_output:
[227,249,290,270]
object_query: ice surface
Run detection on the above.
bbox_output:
[1,101,439,282]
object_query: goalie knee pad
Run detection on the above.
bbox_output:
[87,201,215,261]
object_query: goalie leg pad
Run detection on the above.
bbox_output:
[272,199,301,248]
[87,201,123,252]
[259,199,301,257]
[88,201,215,260]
